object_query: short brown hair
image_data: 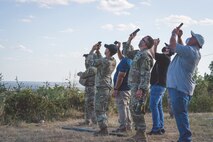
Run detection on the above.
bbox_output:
[146,36,154,49]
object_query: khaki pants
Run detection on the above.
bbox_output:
[115,90,132,129]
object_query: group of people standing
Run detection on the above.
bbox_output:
[77,25,204,142]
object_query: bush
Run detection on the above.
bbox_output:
[3,89,48,123]
[189,94,213,112]
[2,86,85,124]
[189,77,213,112]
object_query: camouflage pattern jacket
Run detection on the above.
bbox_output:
[123,42,153,91]
[89,54,116,89]
[79,53,100,86]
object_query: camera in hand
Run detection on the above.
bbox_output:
[130,28,140,36]
[97,41,102,45]
[114,41,119,44]
[177,23,183,29]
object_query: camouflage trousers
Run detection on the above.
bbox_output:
[95,87,111,129]
[130,87,147,131]
[84,86,97,124]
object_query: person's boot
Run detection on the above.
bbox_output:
[93,127,109,136]
[127,125,133,132]
[127,129,147,142]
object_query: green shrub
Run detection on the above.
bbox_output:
[2,86,85,124]
[189,94,213,112]
[3,89,48,123]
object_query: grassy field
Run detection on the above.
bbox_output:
[0,113,212,142]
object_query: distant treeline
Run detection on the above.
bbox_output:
[2,81,84,90]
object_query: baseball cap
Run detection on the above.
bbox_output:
[191,31,204,48]
[104,44,117,56]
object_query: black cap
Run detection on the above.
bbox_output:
[104,44,117,56]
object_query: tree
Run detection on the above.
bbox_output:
[204,61,213,96]
[209,61,213,75]
[0,73,7,93]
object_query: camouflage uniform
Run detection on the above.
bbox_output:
[123,42,153,131]
[89,54,116,130]
[78,53,100,124]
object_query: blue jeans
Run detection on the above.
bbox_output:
[149,85,166,132]
[168,88,192,142]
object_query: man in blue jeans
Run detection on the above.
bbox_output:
[167,26,204,142]
[148,40,173,135]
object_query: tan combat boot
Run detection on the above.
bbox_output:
[93,127,109,136]
[127,129,147,142]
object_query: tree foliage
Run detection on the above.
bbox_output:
[189,61,213,112]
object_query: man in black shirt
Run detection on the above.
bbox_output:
[148,41,173,135]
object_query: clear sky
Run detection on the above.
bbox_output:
[0,0,213,82]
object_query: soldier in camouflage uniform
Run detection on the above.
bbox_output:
[77,50,101,126]
[88,42,117,136]
[123,34,154,142]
